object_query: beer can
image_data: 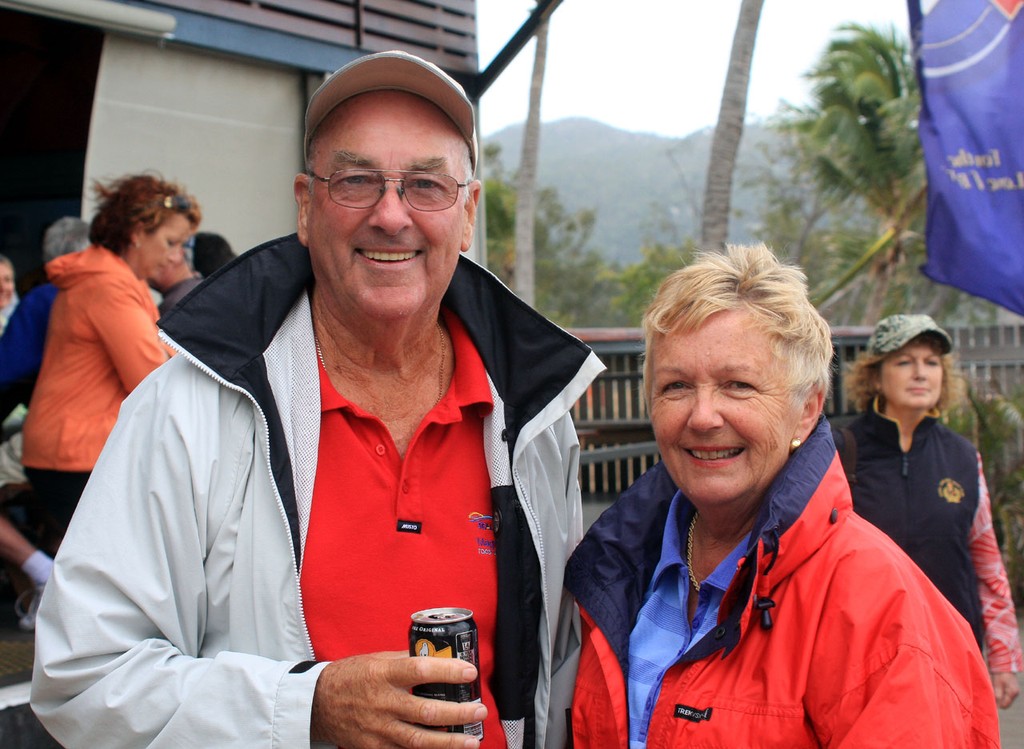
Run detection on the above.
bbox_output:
[409,607,484,739]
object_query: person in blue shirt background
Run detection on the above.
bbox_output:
[0,216,89,423]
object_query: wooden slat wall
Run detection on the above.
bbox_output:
[157,0,478,72]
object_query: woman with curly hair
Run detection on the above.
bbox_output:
[839,313,1022,711]
[21,174,201,532]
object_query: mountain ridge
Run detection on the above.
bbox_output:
[483,117,777,264]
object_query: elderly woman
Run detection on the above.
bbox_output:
[21,174,201,532]
[0,253,17,335]
[839,314,1022,710]
[566,244,998,747]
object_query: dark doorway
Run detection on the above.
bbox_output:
[0,9,102,286]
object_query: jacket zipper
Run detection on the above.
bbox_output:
[160,332,316,659]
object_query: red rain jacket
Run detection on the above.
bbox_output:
[566,419,1000,748]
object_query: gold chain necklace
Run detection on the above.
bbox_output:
[686,511,702,593]
[314,320,447,407]
[433,320,446,406]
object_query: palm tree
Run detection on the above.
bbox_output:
[700,0,765,250]
[786,23,924,323]
[513,17,549,306]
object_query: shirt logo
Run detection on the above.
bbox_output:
[674,704,713,723]
[938,478,965,504]
[468,512,495,556]
[396,519,422,533]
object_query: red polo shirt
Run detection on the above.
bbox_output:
[301,309,500,741]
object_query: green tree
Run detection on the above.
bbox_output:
[533,187,617,327]
[752,124,1002,326]
[484,145,620,327]
[483,144,517,281]
[745,130,886,325]
[612,242,697,326]
[783,23,924,323]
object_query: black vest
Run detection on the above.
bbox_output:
[836,406,983,647]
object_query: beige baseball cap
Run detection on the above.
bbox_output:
[304,50,478,173]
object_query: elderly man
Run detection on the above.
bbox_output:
[151,239,202,316]
[30,51,602,748]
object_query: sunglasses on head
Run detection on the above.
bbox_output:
[160,195,192,211]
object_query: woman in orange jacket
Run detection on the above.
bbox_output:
[566,244,999,747]
[21,174,201,530]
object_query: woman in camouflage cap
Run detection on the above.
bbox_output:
[840,313,1022,710]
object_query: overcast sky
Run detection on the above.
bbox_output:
[477,1,911,138]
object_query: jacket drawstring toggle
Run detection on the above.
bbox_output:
[754,596,776,630]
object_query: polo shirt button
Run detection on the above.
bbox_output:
[375,444,386,456]
[714,626,727,639]
[402,480,410,493]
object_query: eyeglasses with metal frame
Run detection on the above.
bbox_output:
[308,169,471,212]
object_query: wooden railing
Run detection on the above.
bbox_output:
[571,329,650,497]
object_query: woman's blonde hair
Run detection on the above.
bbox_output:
[844,336,966,413]
[642,243,833,404]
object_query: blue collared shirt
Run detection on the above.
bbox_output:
[626,490,749,748]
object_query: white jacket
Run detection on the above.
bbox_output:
[31,235,604,748]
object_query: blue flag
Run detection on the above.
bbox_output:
[909,0,1024,315]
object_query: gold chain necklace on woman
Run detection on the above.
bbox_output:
[314,321,447,407]
[686,511,702,593]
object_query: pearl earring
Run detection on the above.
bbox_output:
[790,437,802,453]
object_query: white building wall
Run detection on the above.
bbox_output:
[84,35,305,256]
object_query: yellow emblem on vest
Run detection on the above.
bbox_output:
[938,478,965,504]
